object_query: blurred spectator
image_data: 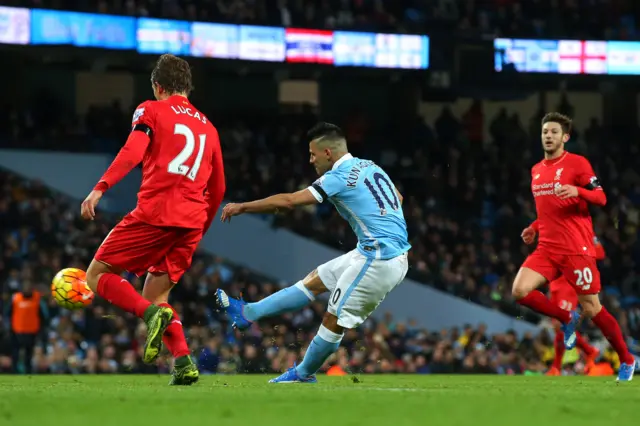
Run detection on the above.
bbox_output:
[5,279,47,374]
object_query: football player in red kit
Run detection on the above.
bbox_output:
[544,236,605,376]
[514,112,636,382]
[80,54,225,385]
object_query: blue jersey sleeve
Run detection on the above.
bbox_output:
[309,171,345,202]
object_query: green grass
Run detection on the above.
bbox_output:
[0,375,636,426]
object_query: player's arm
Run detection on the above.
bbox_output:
[576,179,606,206]
[575,158,606,205]
[223,189,318,219]
[521,219,538,244]
[556,156,606,206]
[221,173,343,222]
[81,104,154,220]
[203,137,226,233]
[93,130,150,192]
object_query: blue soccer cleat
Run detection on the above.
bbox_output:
[269,364,318,384]
[216,289,252,330]
[617,361,637,382]
[562,310,580,350]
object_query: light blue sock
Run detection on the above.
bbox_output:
[244,281,314,322]
[296,325,343,378]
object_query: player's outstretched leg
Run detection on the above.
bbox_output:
[270,312,343,384]
[579,295,637,381]
[216,280,318,330]
[86,260,173,364]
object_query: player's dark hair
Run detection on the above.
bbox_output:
[307,122,345,142]
[542,112,572,134]
[151,54,193,96]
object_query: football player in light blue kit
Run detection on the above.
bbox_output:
[218,122,411,383]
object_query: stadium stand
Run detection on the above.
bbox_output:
[0,168,604,375]
[1,97,639,374]
[2,92,639,323]
[2,0,639,36]
[0,0,639,376]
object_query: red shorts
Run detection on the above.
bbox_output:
[523,247,601,295]
[549,277,578,311]
[95,214,202,283]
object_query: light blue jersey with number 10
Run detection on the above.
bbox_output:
[307,154,411,260]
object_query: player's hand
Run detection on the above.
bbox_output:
[555,184,579,200]
[221,203,245,222]
[81,190,103,221]
[521,227,536,245]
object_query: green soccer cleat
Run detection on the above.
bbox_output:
[169,356,200,386]
[142,306,174,364]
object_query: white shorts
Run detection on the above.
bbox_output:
[317,249,409,329]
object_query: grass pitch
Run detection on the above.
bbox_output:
[0,375,635,426]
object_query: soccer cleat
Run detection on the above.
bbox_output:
[216,289,252,330]
[169,356,200,386]
[546,367,561,376]
[143,307,174,364]
[616,361,637,382]
[561,310,580,350]
[269,364,318,384]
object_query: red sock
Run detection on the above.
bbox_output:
[158,303,190,359]
[97,273,151,318]
[517,291,571,323]
[553,329,565,370]
[591,308,635,365]
[575,332,596,356]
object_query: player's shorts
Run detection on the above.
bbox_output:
[522,247,601,295]
[317,249,409,329]
[95,214,202,283]
[549,277,578,312]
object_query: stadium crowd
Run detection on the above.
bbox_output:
[1,93,640,374]
[3,0,640,38]
[2,91,640,321]
[0,168,617,376]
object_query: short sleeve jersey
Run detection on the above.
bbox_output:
[308,154,411,260]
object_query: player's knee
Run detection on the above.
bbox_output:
[321,312,344,334]
[303,269,329,297]
[511,283,532,300]
[86,260,109,291]
[512,267,546,300]
[578,295,601,318]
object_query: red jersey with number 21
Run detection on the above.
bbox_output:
[531,152,602,257]
[130,95,220,229]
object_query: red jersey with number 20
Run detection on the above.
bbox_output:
[130,95,221,229]
[531,152,604,257]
